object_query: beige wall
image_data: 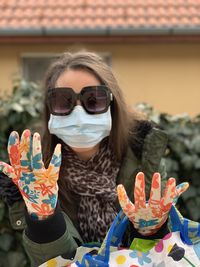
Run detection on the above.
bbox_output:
[0,42,200,117]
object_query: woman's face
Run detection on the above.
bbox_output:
[55,69,102,155]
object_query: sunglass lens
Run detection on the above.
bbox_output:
[49,89,74,115]
[82,87,109,114]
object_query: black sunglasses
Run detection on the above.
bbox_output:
[47,85,113,116]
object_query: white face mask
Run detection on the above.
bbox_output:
[48,106,112,148]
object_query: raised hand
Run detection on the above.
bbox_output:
[117,172,189,236]
[0,129,61,220]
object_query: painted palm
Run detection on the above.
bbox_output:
[117,172,189,236]
[0,129,61,219]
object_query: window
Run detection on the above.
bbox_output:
[21,52,112,84]
[21,53,60,83]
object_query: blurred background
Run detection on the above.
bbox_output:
[0,1,200,266]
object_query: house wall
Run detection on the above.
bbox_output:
[0,42,200,117]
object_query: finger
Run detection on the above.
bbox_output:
[176,182,189,196]
[7,131,20,169]
[20,129,32,171]
[47,144,62,181]
[117,184,135,219]
[0,162,18,184]
[134,172,146,209]
[173,182,189,205]
[149,172,161,207]
[160,178,176,212]
[32,132,44,170]
[45,144,61,185]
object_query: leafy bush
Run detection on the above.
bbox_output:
[136,103,200,222]
[0,78,43,161]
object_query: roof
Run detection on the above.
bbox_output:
[0,0,200,41]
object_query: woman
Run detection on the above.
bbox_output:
[0,51,173,266]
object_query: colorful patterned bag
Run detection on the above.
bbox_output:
[40,206,200,267]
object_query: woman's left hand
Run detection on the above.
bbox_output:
[117,172,189,236]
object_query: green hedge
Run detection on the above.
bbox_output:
[0,82,199,266]
[0,79,43,162]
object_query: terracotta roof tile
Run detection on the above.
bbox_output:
[0,0,200,33]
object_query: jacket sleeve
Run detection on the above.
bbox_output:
[141,127,168,198]
[23,205,83,267]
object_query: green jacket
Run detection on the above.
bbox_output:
[8,126,168,267]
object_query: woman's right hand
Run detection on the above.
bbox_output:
[0,129,61,220]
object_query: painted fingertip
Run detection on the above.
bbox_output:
[32,133,42,156]
[117,184,126,195]
[177,182,190,192]
[55,143,61,153]
[137,171,144,176]
[33,132,40,140]
[136,171,145,180]
[153,172,161,179]
[22,129,31,138]
[8,131,19,145]
[135,172,145,188]
[10,131,19,137]
[0,162,12,176]
[168,177,176,185]
[152,172,161,182]
[184,182,189,189]
[151,172,161,189]
[117,184,123,191]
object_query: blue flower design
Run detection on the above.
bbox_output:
[29,190,39,202]
[23,185,29,195]
[9,134,17,145]
[51,154,61,167]
[21,158,32,170]
[32,153,43,169]
[129,250,152,265]
[22,187,38,203]
[42,194,57,208]
[21,173,36,184]
[138,218,159,228]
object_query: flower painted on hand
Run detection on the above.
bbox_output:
[117,172,189,236]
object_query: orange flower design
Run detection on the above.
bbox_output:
[34,183,54,196]
[9,145,20,166]
[31,203,53,217]
[34,166,58,185]
[19,137,30,155]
